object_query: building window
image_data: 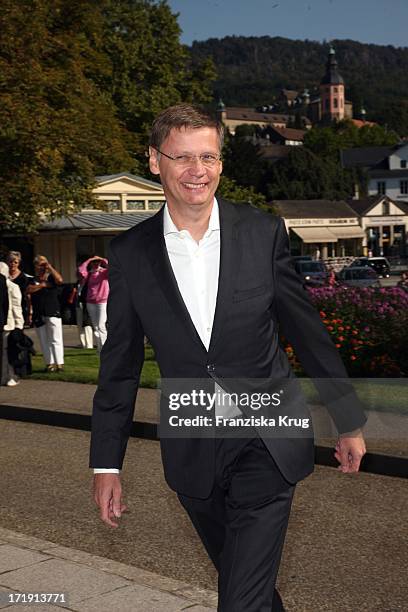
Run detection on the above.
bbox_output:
[400,180,408,195]
[382,201,390,215]
[334,87,338,93]
[147,201,164,210]
[96,200,119,211]
[333,98,338,108]
[377,181,386,195]
[126,200,145,211]
[325,99,330,111]
[401,160,407,169]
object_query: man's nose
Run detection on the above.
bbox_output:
[187,157,206,174]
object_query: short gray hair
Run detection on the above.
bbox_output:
[7,251,22,263]
[150,104,224,151]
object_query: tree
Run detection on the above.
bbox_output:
[217,176,268,210]
[222,130,266,192]
[303,120,398,160]
[0,0,217,233]
[101,0,216,160]
[265,147,355,201]
[0,0,136,232]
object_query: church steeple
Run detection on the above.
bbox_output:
[320,46,345,122]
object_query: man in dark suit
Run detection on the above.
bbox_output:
[90,104,366,611]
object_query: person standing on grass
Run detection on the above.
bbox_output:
[75,274,94,349]
[26,255,64,372]
[0,261,24,386]
[78,256,109,353]
[0,270,9,385]
[7,251,31,326]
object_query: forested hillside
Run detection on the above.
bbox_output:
[191,36,408,132]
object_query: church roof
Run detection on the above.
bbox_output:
[320,47,344,86]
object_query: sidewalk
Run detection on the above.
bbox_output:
[1,378,407,466]
[0,528,217,611]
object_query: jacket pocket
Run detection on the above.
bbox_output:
[233,284,268,302]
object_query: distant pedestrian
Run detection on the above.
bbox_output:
[0,270,9,384]
[78,256,109,353]
[26,255,64,372]
[7,251,31,325]
[0,262,24,386]
[328,269,338,287]
[397,271,408,291]
[75,276,94,349]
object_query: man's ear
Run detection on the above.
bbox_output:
[149,147,160,176]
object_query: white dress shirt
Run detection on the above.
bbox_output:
[94,198,236,474]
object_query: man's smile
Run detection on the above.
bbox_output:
[182,182,208,190]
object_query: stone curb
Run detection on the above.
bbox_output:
[0,527,218,609]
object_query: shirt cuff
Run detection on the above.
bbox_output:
[93,468,120,474]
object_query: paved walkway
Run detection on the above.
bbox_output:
[1,378,407,460]
[0,527,217,611]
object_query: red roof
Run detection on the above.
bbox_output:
[351,119,377,128]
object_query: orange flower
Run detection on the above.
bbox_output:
[335,344,341,348]
[350,355,357,361]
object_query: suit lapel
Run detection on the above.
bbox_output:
[145,208,208,353]
[144,200,241,355]
[208,199,241,353]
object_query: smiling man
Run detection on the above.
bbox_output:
[90,104,367,611]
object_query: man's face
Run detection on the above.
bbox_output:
[149,126,222,211]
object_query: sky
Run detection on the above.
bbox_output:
[167,0,408,48]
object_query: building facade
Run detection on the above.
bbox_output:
[341,143,408,204]
[274,200,365,259]
[2,173,164,283]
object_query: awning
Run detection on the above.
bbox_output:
[291,227,338,243]
[329,226,365,239]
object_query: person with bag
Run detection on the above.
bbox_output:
[26,255,64,372]
[75,275,94,349]
[0,261,24,386]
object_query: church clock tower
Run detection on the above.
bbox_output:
[320,46,345,123]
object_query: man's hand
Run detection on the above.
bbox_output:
[93,474,128,528]
[334,430,366,473]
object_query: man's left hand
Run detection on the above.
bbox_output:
[334,431,366,473]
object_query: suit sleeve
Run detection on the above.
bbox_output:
[90,244,145,469]
[1,276,9,325]
[272,217,367,434]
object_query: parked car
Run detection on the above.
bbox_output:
[349,257,390,278]
[294,260,329,287]
[337,267,380,288]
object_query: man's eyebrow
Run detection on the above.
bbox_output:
[173,150,219,155]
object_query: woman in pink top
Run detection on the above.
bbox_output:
[78,256,109,352]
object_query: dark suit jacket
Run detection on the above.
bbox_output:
[0,274,9,328]
[90,199,366,497]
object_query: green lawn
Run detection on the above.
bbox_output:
[299,379,408,415]
[31,346,159,388]
[30,348,407,414]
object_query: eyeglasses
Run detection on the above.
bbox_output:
[150,147,222,168]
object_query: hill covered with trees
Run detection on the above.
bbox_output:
[190,36,408,134]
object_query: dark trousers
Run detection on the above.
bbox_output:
[178,435,295,612]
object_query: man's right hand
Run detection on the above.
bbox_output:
[93,474,127,528]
